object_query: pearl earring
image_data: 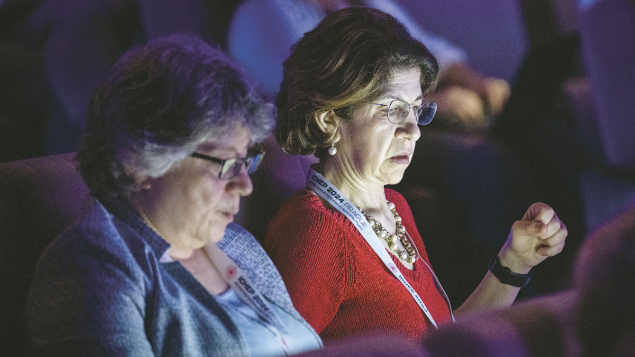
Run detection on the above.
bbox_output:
[327,128,337,155]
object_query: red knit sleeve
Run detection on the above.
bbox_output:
[264,192,352,334]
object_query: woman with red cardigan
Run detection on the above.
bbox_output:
[264,7,568,341]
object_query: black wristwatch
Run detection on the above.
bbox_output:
[488,256,532,287]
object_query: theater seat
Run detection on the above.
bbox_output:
[0,153,90,356]
[239,134,319,242]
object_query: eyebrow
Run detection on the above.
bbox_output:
[195,142,249,155]
[378,94,424,104]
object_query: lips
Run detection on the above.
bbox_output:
[390,150,413,164]
[219,209,239,221]
[390,155,410,164]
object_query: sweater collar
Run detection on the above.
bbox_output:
[96,193,170,259]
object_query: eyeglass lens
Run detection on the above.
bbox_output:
[219,152,264,180]
[388,100,436,125]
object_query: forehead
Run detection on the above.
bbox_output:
[195,126,250,155]
[378,67,422,100]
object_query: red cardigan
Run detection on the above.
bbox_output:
[264,188,452,341]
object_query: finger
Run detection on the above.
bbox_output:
[544,217,563,238]
[515,219,549,238]
[536,242,565,257]
[522,202,547,222]
[542,223,568,247]
[532,204,555,225]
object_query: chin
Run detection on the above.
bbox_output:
[382,161,409,184]
[385,172,406,186]
[205,225,231,245]
[393,165,410,181]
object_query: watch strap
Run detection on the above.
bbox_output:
[488,256,532,287]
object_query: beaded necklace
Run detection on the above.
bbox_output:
[358,201,418,264]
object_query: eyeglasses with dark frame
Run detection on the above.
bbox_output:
[190,150,265,180]
[366,99,437,125]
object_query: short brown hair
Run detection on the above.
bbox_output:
[276,6,438,158]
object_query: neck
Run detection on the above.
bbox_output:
[128,192,197,260]
[319,159,392,220]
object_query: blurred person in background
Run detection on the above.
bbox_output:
[228,0,511,131]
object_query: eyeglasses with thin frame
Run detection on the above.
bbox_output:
[190,150,265,180]
[366,99,437,125]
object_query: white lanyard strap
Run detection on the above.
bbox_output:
[307,168,447,328]
[204,244,290,351]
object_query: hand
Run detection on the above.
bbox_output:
[480,77,511,115]
[429,86,486,129]
[438,63,510,118]
[499,202,568,274]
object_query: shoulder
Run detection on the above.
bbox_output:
[218,222,259,250]
[29,199,153,303]
[219,223,297,310]
[266,189,357,249]
[26,200,152,346]
[264,190,358,283]
[274,189,348,223]
[38,200,138,268]
[229,0,322,51]
[217,222,273,274]
[269,190,328,229]
[232,0,324,24]
[264,189,360,263]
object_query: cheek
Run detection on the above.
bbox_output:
[351,135,393,169]
[347,123,383,148]
[188,183,229,240]
[368,132,395,159]
[173,175,215,217]
[191,181,224,217]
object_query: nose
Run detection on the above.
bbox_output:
[410,107,419,120]
[228,164,253,196]
[396,112,421,142]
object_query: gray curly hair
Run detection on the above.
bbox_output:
[77,34,275,198]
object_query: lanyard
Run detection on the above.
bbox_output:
[306,167,455,328]
[204,243,290,352]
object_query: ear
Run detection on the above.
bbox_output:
[139,181,152,190]
[131,172,152,190]
[314,110,341,143]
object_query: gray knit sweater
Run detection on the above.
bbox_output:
[26,195,321,356]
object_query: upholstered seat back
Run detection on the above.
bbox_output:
[239,134,318,241]
[0,153,90,356]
